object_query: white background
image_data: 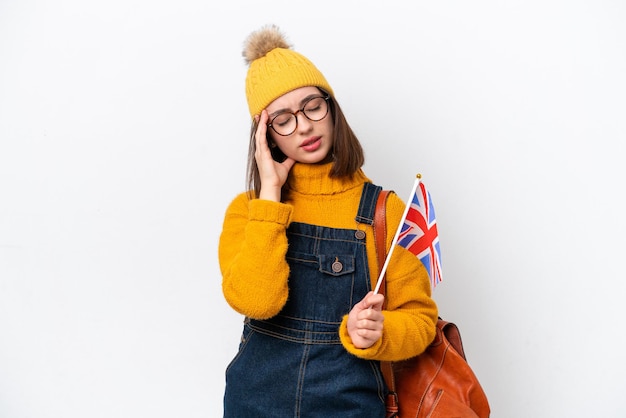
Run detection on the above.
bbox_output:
[1,1,625,417]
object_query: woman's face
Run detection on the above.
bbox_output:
[265,86,334,164]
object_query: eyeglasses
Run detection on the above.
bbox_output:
[267,95,330,136]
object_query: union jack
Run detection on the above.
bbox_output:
[397,181,443,288]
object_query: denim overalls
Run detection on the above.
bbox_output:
[223,183,386,417]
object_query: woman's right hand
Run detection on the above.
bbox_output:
[254,110,295,201]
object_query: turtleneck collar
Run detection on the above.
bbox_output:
[286,163,370,196]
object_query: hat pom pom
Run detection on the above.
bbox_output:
[242,24,291,65]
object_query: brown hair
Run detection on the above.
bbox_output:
[245,89,365,200]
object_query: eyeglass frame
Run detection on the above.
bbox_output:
[266,95,331,136]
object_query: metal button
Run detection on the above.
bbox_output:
[331,258,343,273]
[355,230,366,239]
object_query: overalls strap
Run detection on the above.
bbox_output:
[355,182,382,226]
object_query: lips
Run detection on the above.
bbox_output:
[301,137,322,152]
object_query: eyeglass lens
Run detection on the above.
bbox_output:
[269,96,329,136]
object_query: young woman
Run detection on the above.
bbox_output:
[219,25,438,417]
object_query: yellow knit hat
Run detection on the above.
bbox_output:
[243,25,334,118]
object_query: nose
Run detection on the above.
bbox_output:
[294,110,313,132]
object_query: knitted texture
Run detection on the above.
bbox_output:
[219,163,438,361]
[243,26,334,117]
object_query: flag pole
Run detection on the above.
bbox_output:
[373,174,422,294]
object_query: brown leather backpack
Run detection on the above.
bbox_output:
[374,189,490,418]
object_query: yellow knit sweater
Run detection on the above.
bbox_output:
[219,163,437,361]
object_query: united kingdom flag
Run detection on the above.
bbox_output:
[397,181,443,288]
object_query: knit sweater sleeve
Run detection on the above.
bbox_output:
[339,191,438,361]
[219,192,293,319]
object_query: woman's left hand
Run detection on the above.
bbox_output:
[346,291,385,349]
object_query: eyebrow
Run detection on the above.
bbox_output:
[268,94,321,118]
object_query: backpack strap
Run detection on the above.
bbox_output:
[373,189,400,418]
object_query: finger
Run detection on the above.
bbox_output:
[365,293,384,311]
[361,313,384,333]
[357,319,383,333]
[356,325,383,342]
[358,310,384,325]
[255,111,269,148]
[359,291,374,308]
[254,112,274,167]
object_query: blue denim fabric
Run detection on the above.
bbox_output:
[224,184,386,417]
